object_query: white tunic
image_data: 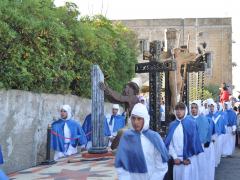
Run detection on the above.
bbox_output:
[222,125,236,156]
[117,133,168,180]
[204,142,215,180]
[169,121,199,180]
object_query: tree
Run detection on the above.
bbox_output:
[0,0,138,97]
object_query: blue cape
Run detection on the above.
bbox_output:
[223,110,237,126]
[207,112,226,135]
[0,146,8,180]
[188,115,210,144]
[115,129,169,173]
[82,114,111,142]
[0,145,3,164]
[110,115,125,133]
[51,119,87,152]
[0,170,8,180]
[206,116,215,142]
[165,117,203,160]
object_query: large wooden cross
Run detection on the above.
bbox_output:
[135,41,176,133]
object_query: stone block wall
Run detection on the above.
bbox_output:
[0,90,118,174]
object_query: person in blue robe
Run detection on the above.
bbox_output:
[206,102,226,136]
[115,103,169,180]
[106,104,125,142]
[222,101,237,156]
[189,101,210,145]
[0,145,9,180]
[165,102,203,180]
[51,105,87,160]
[82,113,111,148]
[206,100,226,167]
[189,101,212,180]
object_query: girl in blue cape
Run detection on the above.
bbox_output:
[165,102,203,180]
[189,101,213,180]
[115,103,169,180]
[222,101,237,156]
[51,105,87,160]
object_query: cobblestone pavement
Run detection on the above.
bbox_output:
[8,148,240,180]
[8,152,117,180]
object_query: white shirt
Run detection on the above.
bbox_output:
[107,114,117,137]
[64,121,71,143]
[169,121,184,159]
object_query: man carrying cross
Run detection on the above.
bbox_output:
[51,105,87,160]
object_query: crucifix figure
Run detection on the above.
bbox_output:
[181,42,207,108]
[136,41,176,133]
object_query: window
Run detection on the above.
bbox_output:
[139,39,148,53]
[205,52,212,76]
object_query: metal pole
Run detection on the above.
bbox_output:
[41,124,56,165]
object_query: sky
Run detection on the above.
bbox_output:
[55,0,240,96]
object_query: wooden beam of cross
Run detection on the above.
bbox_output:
[135,59,176,133]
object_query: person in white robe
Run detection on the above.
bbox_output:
[206,100,226,167]
[222,101,237,157]
[165,102,203,180]
[115,103,169,180]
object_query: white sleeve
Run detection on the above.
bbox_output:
[169,140,177,159]
[116,168,131,180]
[232,125,237,132]
[150,148,168,180]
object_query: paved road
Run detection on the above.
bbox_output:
[215,148,240,180]
[9,148,240,180]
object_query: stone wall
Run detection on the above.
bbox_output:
[0,90,118,174]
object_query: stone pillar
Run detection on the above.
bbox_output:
[88,65,108,154]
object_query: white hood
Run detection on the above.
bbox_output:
[207,100,217,114]
[190,100,202,118]
[130,103,150,132]
[174,104,188,121]
[61,104,72,120]
[224,101,232,110]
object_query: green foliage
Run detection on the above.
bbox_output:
[204,84,220,101]
[0,0,138,97]
[189,87,213,102]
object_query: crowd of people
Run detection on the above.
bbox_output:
[115,98,238,180]
[1,82,240,180]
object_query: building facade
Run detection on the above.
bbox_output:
[119,18,232,87]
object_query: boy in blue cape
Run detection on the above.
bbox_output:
[0,145,9,180]
[165,102,203,180]
[115,103,169,180]
[82,113,111,149]
[51,105,87,160]
[106,104,125,145]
